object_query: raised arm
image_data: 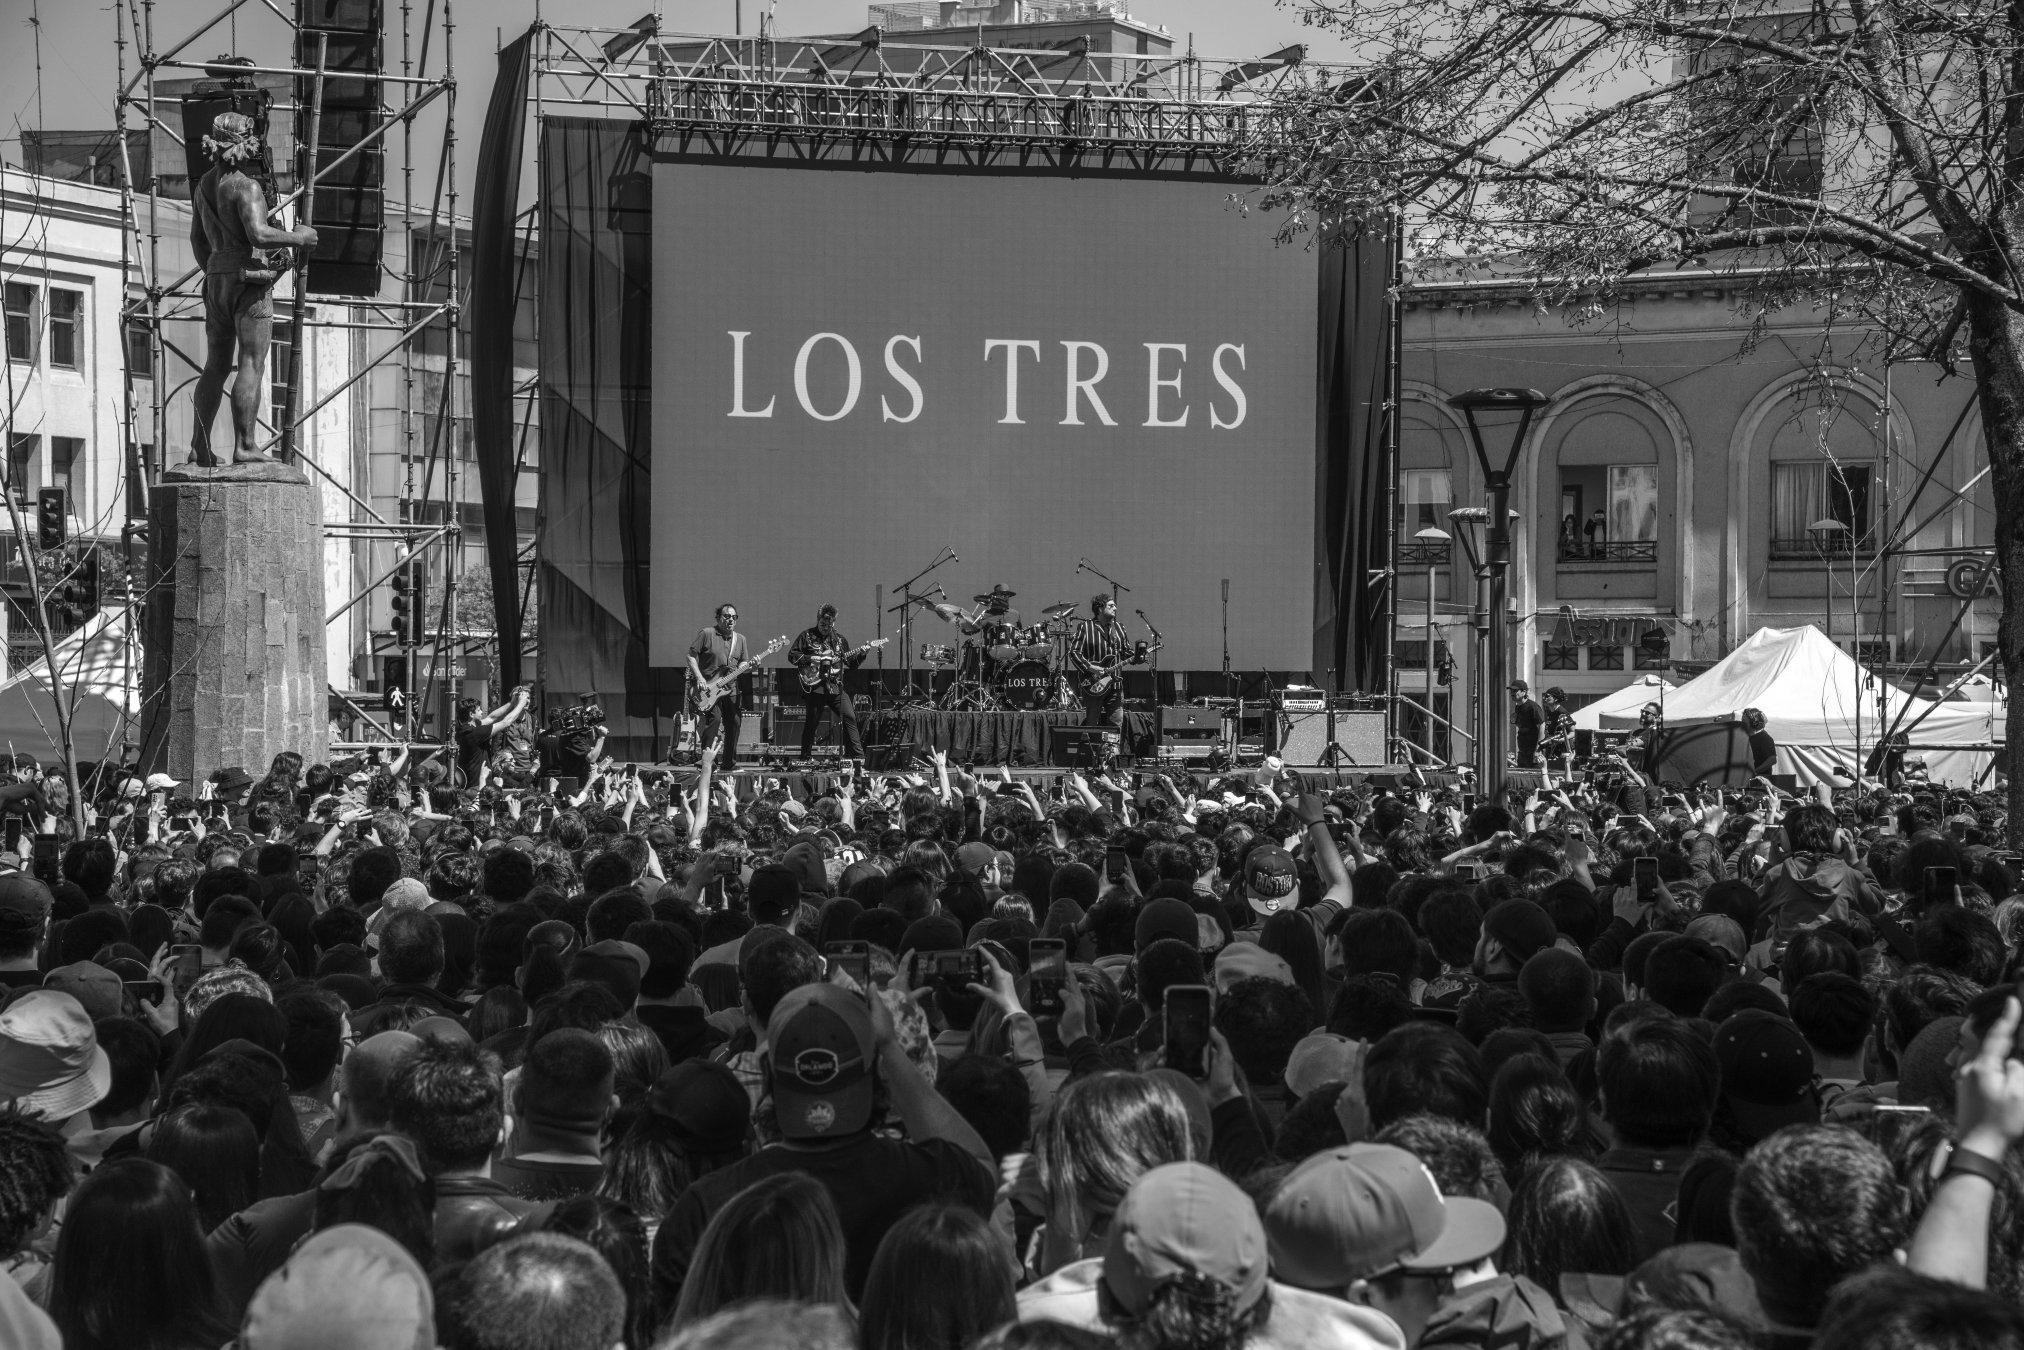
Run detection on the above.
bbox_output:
[1293,793,1353,905]
[1907,997,2024,1289]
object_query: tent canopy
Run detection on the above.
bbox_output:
[1601,625,2002,787]
[0,608,137,764]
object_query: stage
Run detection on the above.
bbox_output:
[853,708,1156,769]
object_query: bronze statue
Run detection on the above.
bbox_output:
[188,112,318,467]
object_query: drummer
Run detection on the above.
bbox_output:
[959,585,1023,645]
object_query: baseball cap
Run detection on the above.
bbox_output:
[582,938,651,979]
[1558,1242,1767,1329]
[1712,1010,1819,1140]
[955,842,996,877]
[0,990,113,1120]
[241,1223,434,1350]
[1482,900,1557,964]
[767,983,876,1140]
[1508,680,1530,693]
[43,961,122,1022]
[648,1060,753,1154]
[1284,1032,1365,1100]
[1135,898,1200,952]
[1242,845,1299,916]
[1213,941,1296,992]
[1683,914,1747,963]
[1102,1162,1269,1319]
[0,874,53,923]
[144,773,181,791]
[1263,1143,1506,1289]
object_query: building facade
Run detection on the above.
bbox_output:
[1398,269,1998,762]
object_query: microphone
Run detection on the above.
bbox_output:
[1135,609,1146,617]
[949,552,959,563]
[1221,579,1230,602]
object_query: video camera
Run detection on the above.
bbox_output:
[556,702,606,733]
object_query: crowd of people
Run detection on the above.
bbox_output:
[0,736,2021,1350]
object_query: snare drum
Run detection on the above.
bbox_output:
[918,643,958,667]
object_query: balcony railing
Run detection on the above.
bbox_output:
[1770,534,1878,560]
[1398,540,1452,565]
[1558,539,1658,564]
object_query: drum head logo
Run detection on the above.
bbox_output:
[803,1101,837,1133]
[793,1048,841,1086]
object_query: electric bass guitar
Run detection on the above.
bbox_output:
[796,637,891,691]
[687,636,787,714]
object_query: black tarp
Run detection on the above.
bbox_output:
[539,118,682,761]
[1314,222,1396,696]
[470,28,533,690]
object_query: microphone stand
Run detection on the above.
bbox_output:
[890,550,956,706]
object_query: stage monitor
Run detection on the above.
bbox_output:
[648,162,1320,670]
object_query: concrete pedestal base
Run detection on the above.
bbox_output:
[140,464,327,781]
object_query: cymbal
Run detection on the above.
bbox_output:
[1043,602,1079,619]
[926,602,968,624]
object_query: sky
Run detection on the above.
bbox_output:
[1,0,1360,201]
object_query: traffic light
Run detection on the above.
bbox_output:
[389,558,425,646]
[35,488,65,551]
[55,549,98,625]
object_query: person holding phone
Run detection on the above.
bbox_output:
[1232,793,1354,944]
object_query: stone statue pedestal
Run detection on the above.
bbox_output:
[139,462,327,781]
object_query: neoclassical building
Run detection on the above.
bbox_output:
[1396,268,1996,760]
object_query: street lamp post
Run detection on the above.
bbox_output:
[1810,515,1855,771]
[1416,526,1451,762]
[1448,388,1551,799]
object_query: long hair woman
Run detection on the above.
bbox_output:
[660,1172,849,1335]
[46,1158,233,1350]
[1500,1156,1637,1301]
[1033,1071,1195,1277]
[860,1203,1015,1350]
[146,1102,261,1232]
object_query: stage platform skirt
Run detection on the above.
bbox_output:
[861,709,1156,768]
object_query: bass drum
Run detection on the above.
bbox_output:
[995,659,1056,711]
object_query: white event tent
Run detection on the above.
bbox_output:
[0,608,138,763]
[1570,674,1677,732]
[1596,625,2003,788]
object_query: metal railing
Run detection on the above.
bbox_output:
[1770,534,1878,560]
[1398,539,1452,565]
[1557,539,1657,563]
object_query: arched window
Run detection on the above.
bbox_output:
[1553,407,1660,564]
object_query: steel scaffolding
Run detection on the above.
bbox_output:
[112,0,464,746]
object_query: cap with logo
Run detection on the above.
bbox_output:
[1712,1010,1819,1140]
[767,982,876,1140]
[145,773,182,792]
[1102,1162,1270,1319]
[0,990,113,1120]
[1242,845,1299,917]
[1263,1142,1506,1290]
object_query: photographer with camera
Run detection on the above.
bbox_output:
[454,684,532,788]
[552,701,608,786]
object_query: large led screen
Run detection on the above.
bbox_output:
[649,162,1318,670]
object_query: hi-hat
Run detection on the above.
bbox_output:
[1043,602,1079,619]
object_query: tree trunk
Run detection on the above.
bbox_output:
[1963,294,2024,843]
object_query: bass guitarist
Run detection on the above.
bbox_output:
[1072,594,1146,752]
[788,604,885,762]
[689,604,751,761]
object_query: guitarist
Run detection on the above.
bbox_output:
[1071,594,1145,748]
[688,604,751,762]
[789,604,874,762]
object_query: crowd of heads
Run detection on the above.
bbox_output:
[0,742,2020,1350]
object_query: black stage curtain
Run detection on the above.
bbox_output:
[539,118,682,761]
[1314,222,1395,696]
[862,710,1156,768]
[470,29,533,689]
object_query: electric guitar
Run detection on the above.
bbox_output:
[796,637,891,691]
[1082,631,1164,697]
[686,635,787,714]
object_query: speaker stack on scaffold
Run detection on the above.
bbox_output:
[296,0,385,296]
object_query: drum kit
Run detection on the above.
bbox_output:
[908,589,1083,711]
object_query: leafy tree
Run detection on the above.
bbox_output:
[1255,0,2022,826]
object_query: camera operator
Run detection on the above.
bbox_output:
[553,701,608,785]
